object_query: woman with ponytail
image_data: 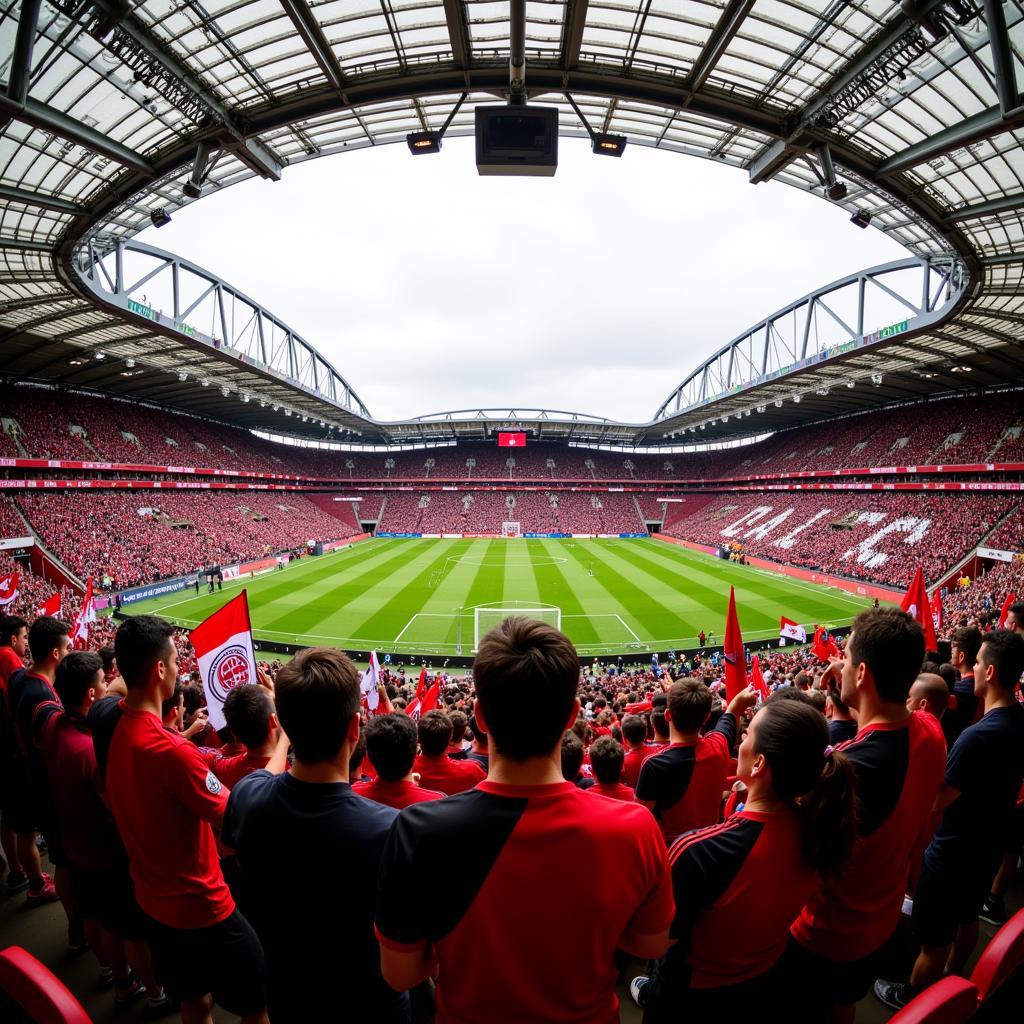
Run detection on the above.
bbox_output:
[631,699,858,1022]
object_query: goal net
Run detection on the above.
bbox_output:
[473,604,562,651]
[502,521,522,538]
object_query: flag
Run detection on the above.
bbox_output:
[811,625,840,662]
[0,572,18,607]
[780,616,807,643]
[360,651,381,712]
[70,576,95,649]
[998,592,1017,629]
[750,655,769,701]
[498,432,526,448]
[414,665,428,702]
[191,591,257,732]
[723,586,747,702]
[900,566,938,653]
[931,588,943,634]
[406,680,441,722]
[36,593,62,619]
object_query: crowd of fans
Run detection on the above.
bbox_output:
[5,385,1024,484]
[1,603,1022,1024]
[665,492,1017,588]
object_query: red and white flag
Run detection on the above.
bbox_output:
[191,591,257,732]
[780,616,807,643]
[407,680,441,722]
[414,665,428,702]
[723,586,747,702]
[36,592,62,619]
[0,572,18,607]
[931,588,943,634]
[750,655,770,702]
[70,576,96,649]
[901,566,938,653]
[360,651,381,712]
[998,592,1017,629]
[811,625,841,663]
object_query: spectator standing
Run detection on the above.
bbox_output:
[0,614,32,892]
[942,626,982,747]
[413,711,486,795]
[587,736,636,802]
[353,713,445,809]
[620,713,651,788]
[376,617,673,1024]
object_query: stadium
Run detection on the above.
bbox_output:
[2,1,1024,1023]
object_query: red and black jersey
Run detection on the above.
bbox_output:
[659,810,813,991]
[635,714,735,843]
[791,713,945,960]
[353,777,445,809]
[621,746,650,788]
[376,780,673,1024]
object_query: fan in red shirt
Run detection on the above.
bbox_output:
[784,607,946,1020]
[354,713,445,809]
[413,710,486,794]
[632,700,858,1020]
[620,714,652,788]
[90,615,270,1024]
[636,679,758,844]
[377,617,673,1024]
[587,735,637,803]
[203,684,281,790]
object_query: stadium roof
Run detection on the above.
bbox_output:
[1,0,1023,447]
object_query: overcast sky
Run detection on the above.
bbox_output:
[139,137,907,424]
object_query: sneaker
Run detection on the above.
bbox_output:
[629,976,651,1009]
[5,871,29,893]
[67,919,89,954]
[980,893,1006,927]
[114,970,146,1008]
[874,980,913,1011]
[25,874,59,906]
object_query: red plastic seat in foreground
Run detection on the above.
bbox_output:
[887,976,978,1024]
[971,906,1024,1002]
[0,946,91,1024]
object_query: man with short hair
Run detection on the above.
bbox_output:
[784,607,946,1021]
[943,626,983,747]
[353,713,445,809]
[0,614,32,893]
[91,615,271,1024]
[620,713,650,788]
[588,736,635,803]
[636,678,757,844]
[447,709,470,759]
[9,616,71,910]
[560,730,594,789]
[223,647,406,1024]
[907,673,950,726]
[206,685,281,789]
[377,617,673,1022]
[413,710,485,795]
[876,629,1024,1010]
[1003,600,1024,634]
[465,712,489,770]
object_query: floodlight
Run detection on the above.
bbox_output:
[182,182,203,199]
[150,209,172,228]
[592,134,627,157]
[826,181,848,201]
[850,209,871,229]
[407,132,442,154]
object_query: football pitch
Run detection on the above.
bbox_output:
[128,537,872,658]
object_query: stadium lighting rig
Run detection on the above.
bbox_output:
[564,94,627,158]
[406,93,467,155]
[149,209,172,228]
[850,209,872,229]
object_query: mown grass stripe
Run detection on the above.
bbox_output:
[532,539,601,646]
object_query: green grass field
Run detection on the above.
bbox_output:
[126,537,872,658]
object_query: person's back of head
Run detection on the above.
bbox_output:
[1007,600,1024,633]
[621,714,646,747]
[99,646,117,677]
[651,708,670,740]
[115,615,175,689]
[28,615,70,667]
[747,700,857,883]
[54,650,104,711]
[449,709,468,746]
[274,647,360,765]
[223,685,275,750]
[666,678,712,735]
[846,607,925,706]
[908,673,950,718]
[418,710,453,756]
[468,713,488,749]
[589,735,624,785]
[806,690,827,714]
[978,629,1024,692]
[366,713,418,781]
[766,686,816,708]
[938,662,958,690]
[560,731,584,781]
[473,617,579,762]
[951,625,983,671]
[793,671,811,691]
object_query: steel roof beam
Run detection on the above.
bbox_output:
[982,0,1019,116]
[279,0,346,93]
[687,0,755,92]
[981,253,1024,267]
[443,0,472,69]
[0,236,52,252]
[878,97,1024,176]
[945,192,1024,222]
[559,0,589,68]
[8,0,43,107]
[0,184,86,216]
[0,93,154,175]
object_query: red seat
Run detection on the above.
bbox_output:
[0,946,91,1024]
[971,906,1024,1002]
[887,976,978,1024]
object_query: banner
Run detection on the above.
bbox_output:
[36,593,62,618]
[117,574,194,605]
[901,565,939,653]
[780,617,806,643]
[192,591,257,732]
[70,576,96,648]
[360,651,381,711]
[0,572,18,607]
[723,587,747,702]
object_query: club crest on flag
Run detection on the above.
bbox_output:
[191,591,257,732]
[208,646,253,703]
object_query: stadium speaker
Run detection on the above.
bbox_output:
[475,105,558,176]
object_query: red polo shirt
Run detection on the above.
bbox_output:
[413,752,485,795]
[353,778,445,809]
[99,702,234,929]
[621,746,651,788]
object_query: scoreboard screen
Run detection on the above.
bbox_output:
[498,432,526,448]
